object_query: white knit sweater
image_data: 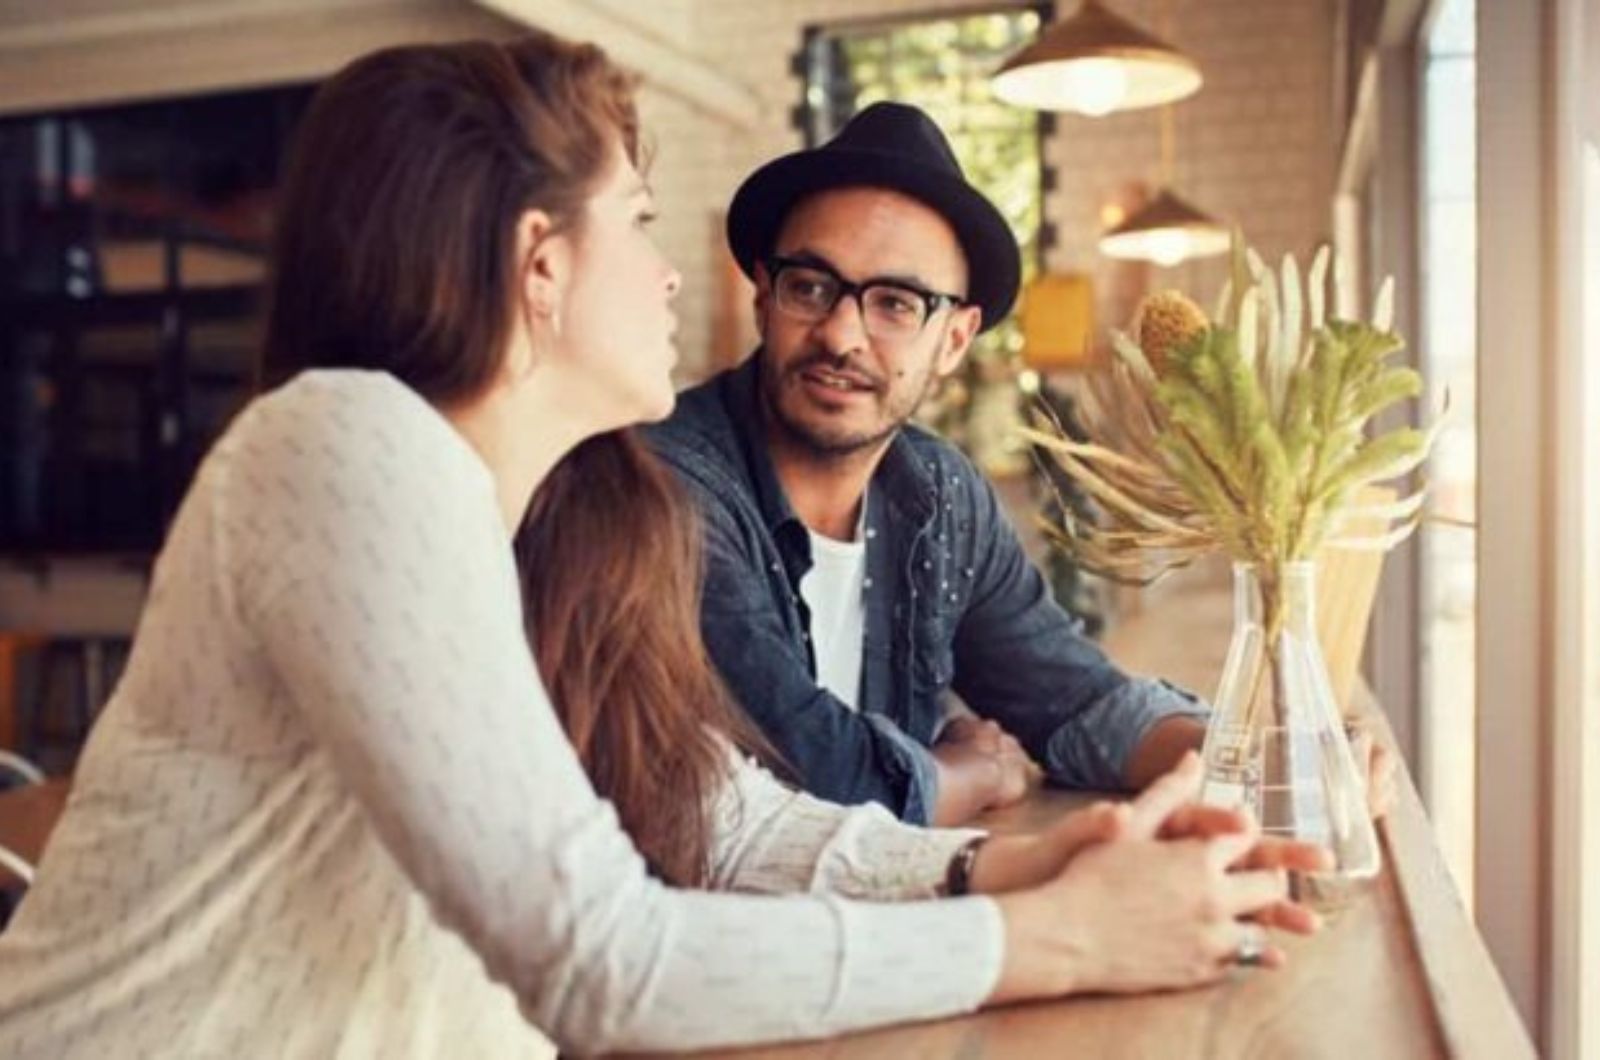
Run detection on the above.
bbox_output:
[0,371,1002,1058]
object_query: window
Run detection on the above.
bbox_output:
[1416,0,1476,909]
[0,86,312,554]
[799,7,1046,278]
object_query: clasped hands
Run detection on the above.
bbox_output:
[979,752,1341,1000]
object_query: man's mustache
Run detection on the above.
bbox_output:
[787,352,884,393]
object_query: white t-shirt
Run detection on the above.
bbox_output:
[799,525,867,711]
[0,372,1000,1058]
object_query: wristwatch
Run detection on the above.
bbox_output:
[943,835,988,896]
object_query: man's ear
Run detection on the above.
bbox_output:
[751,259,774,332]
[934,304,984,378]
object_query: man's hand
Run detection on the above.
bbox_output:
[930,716,1034,826]
[1347,716,1398,818]
[1122,715,1206,791]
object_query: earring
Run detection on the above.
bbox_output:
[550,309,562,340]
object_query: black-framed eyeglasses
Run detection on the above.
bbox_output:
[764,254,966,342]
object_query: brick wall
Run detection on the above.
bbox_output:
[632,0,1337,379]
[0,1,1337,633]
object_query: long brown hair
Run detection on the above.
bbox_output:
[516,433,761,886]
[260,34,747,885]
[261,33,636,396]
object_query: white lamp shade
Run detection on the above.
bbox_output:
[1098,188,1231,266]
[992,0,1202,115]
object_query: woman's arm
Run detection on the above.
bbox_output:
[707,747,982,898]
[227,378,1005,1055]
[708,749,1143,901]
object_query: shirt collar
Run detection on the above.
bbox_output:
[721,350,939,540]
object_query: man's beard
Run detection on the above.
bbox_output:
[759,349,935,459]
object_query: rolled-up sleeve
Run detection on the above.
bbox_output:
[950,474,1209,791]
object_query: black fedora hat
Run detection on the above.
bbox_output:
[726,102,1021,332]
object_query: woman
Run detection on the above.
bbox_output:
[0,33,1325,1057]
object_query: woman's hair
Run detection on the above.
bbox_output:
[262,33,754,885]
[260,32,636,397]
[517,434,763,887]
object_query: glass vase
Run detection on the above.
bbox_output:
[1198,562,1381,892]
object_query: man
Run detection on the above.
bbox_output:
[646,102,1379,826]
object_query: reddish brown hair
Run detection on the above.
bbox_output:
[261,33,751,885]
[261,33,636,396]
[517,434,763,886]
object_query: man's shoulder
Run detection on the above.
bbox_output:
[646,370,735,458]
[892,420,991,492]
[643,369,753,501]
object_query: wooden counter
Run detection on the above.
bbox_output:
[680,575,1533,1060]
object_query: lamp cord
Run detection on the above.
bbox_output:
[1159,0,1176,186]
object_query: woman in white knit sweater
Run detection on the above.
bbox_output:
[0,32,1327,1058]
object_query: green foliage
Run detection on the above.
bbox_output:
[1027,234,1440,594]
[1149,314,1429,564]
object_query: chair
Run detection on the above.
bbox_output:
[0,633,48,754]
[1,633,127,768]
[0,752,69,927]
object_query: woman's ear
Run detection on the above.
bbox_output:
[502,209,570,385]
[517,208,569,321]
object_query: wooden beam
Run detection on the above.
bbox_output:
[468,0,760,128]
[0,0,760,128]
[0,0,393,51]
[0,0,519,116]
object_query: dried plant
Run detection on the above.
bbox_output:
[1021,234,1441,637]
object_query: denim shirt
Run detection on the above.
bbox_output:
[644,353,1208,824]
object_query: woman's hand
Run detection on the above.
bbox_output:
[984,753,1332,1004]
[966,801,1126,896]
[968,752,1329,897]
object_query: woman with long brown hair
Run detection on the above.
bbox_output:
[0,31,1325,1058]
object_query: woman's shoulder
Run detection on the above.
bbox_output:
[219,370,487,489]
[236,369,434,447]
[195,369,498,562]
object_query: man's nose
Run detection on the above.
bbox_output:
[813,291,870,355]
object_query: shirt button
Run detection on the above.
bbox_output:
[863,577,874,589]
[922,560,932,570]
